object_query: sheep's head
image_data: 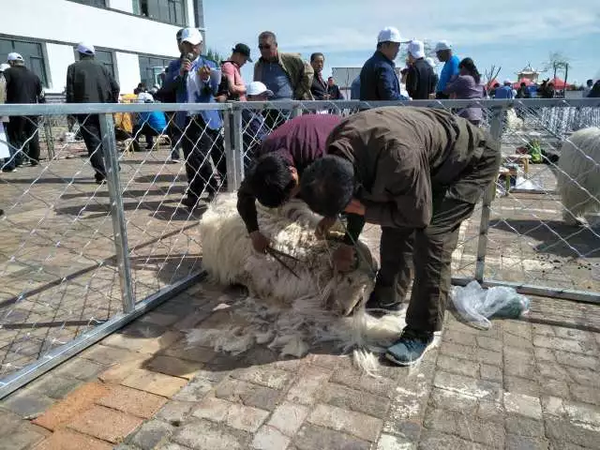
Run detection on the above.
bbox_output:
[322,236,377,316]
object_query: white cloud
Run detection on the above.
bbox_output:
[205,0,599,54]
[204,0,600,84]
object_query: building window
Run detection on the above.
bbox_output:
[69,0,107,7]
[138,56,172,88]
[0,37,48,87]
[133,0,187,26]
[74,48,116,78]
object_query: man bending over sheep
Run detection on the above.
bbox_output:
[237,113,342,253]
[299,106,500,366]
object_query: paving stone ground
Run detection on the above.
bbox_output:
[0,120,599,449]
[0,283,599,450]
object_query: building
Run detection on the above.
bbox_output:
[1,0,205,94]
[516,64,540,84]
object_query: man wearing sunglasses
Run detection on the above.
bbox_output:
[254,31,314,102]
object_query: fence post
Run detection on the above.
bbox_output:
[475,106,506,283]
[43,118,55,161]
[223,106,244,192]
[232,108,244,189]
[98,113,135,313]
[291,105,303,118]
[223,109,234,192]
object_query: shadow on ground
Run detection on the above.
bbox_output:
[489,219,600,258]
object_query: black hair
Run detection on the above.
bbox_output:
[310,52,324,62]
[300,155,355,217]
[247,153,295,208]
[458,57,481,84]
[258,31,277,43]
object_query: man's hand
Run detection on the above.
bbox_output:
[250,231,270,254]
[199,65,211,82]
[179,59,192,76]
[332,244,356,272]
[344,198,366,216]
[315,216,337,239]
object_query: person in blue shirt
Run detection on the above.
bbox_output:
[132,93,167,152]
[494,80,515,99]
[359,27,409,101]
[161,27,225,208]
[435,40,460,99]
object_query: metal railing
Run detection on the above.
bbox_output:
[0,98,599,398]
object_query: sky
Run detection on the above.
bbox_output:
[203,0,600,87]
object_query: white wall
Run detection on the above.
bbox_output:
[45,43,76,93]
[3,0,181,57]
[108,0,134,14]
[186,0,195,27]
[115,52,141,94]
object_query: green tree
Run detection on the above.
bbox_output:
[543,51,570,80]
[205,48,226,65]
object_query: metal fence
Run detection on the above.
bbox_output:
[0,98,599,398]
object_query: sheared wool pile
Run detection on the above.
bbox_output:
[192,193,408,373]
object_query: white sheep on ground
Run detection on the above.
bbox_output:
[191,193,412,373]
[556,127,600,226]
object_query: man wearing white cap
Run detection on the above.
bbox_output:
[162,27,225,208]
[66,42,120,184]
[240,81,272,168]
[405,40,436,100]
[3,52,43,171]
[359,27,408,101]
[434,40,460,99]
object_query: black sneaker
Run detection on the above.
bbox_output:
[386,328,434,366]
[365,287,403,317]
[181,195,200,209]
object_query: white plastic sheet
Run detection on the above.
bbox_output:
[451,281,530,330]
[0,123,10,159]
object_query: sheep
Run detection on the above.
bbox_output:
[191,193,412,374]
[556,127,600,226]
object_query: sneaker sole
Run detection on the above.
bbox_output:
[385,341,433,367]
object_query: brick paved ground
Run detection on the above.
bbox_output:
[0,114,599,448]
[0,145,205,377]
[0,283,599,449]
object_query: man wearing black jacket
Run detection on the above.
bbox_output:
[3,52,43,170]
[66,42,120,184]
[405,40,436,100]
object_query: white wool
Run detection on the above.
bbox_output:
[557,127,600,225]
[199,193,377,316]
[353,348,380,378]
[195,193,423,374]
[506,109,524,131]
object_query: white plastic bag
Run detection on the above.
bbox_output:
[0,123,10,159]
[451,281,530,330]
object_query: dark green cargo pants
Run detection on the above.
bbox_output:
[372,144,501,332]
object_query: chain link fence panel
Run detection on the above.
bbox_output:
[0,98,598,397]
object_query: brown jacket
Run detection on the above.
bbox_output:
[254,52,314,100]
[326,106,500,229]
